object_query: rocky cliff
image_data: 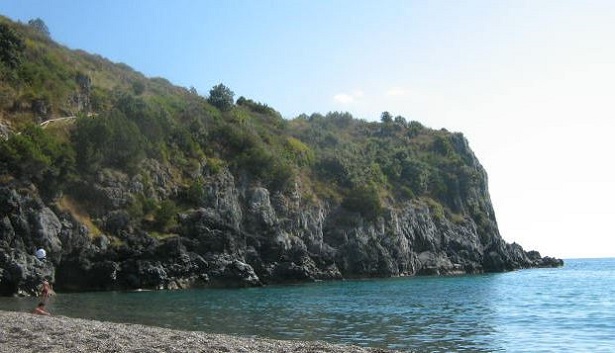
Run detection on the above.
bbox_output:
[0,15,562,296]
[0,146,562,296]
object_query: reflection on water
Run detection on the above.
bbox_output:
[1,259,613,352]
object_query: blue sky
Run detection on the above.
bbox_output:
[2,1,614,258]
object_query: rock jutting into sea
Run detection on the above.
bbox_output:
[0,15,562,297]
[0,310,398,353]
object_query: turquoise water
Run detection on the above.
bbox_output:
[1,258,613,352]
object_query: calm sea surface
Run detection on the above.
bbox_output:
[1,258,613,352]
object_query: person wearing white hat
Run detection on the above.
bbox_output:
[35,248,46,261]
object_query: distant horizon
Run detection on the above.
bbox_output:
[1,1,614,259]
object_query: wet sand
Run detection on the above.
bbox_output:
[0,310,402,353]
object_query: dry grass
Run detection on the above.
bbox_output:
[56,196,102,239]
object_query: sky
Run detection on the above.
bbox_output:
[2,0,614,259]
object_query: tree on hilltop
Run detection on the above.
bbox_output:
[28,18,50,38]
[208,83,234,111]
[381,111,393,124]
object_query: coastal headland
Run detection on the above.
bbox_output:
[0,15,562,297]
[0,310,399,353]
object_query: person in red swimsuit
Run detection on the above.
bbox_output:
[32,302,50,315]
[40,280,54,300]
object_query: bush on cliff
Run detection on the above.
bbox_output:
[0,124,74,197]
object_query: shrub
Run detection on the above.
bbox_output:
[342,184,383,219]
[184,178,205,206]
[284,137,314,167]
[236,96,278,116]
[424,197,444,220]
[154,199,178,230]
[0,22,25,72]
[207,83,234,112]
[27,18,50,38]
[0,124,75,196]
[72,112,145,174]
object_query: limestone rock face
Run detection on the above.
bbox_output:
[0,187,62,295]
[0,150,562,295]
[0,121,12,140]
[71,73,92,113]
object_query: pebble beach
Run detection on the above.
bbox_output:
[0,310,400,353]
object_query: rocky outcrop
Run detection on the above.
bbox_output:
[0,186,58,296]
[70,73,92,114]
[0,145,563,296]
[0,121,12,140]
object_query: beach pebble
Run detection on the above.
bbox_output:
[0,310,405,353]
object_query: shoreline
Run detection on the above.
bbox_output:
[0,310,401,353]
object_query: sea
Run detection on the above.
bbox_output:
[1,258,613,353]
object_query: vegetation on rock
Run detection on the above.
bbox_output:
[0,16,561,295]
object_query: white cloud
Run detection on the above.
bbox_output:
[333,93,355,104]
[352,90,365,98]
[386,87,408,97]
[333,90,365,105]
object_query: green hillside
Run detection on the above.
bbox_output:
[0,16,484,233]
